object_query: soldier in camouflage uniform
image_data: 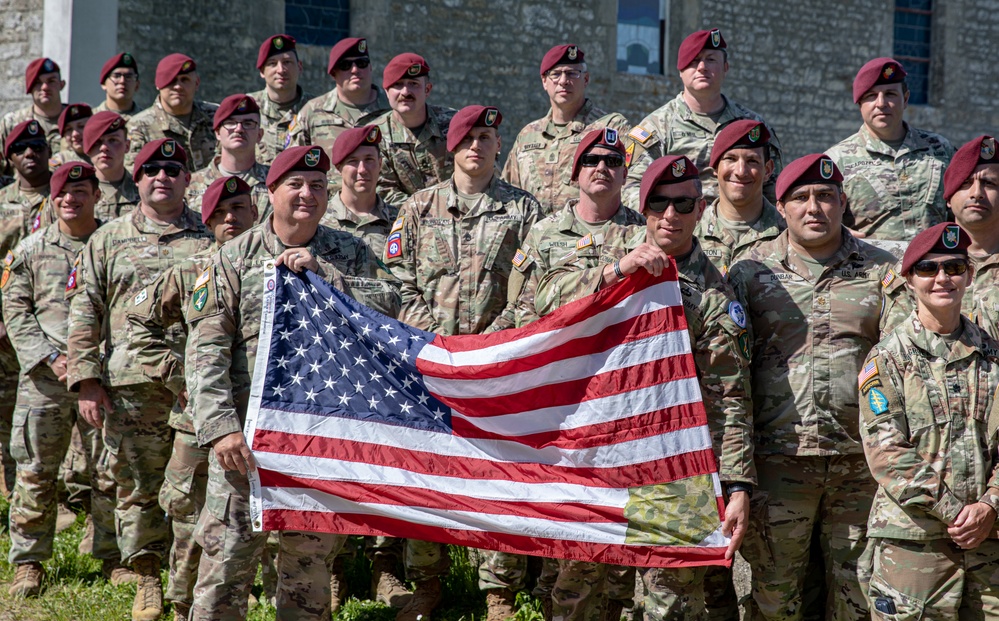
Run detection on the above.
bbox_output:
[186,94,271,222]
[374,53,456,207]
[126,54,219,173]
[248,34,314,166]
[697,119,784,278]
[67,138,215,621]
[727,155,905,621]
[860,222,999,619]
[186,146,396,620]
[535,154,754,621]
[290,37,389,191]
[48,103,92,170]
[127,176,258,620]
[95,53,141,119]
[83,111,139,221]
[0,58,66,177]
[826,58,954,241]
[384,106,540,621]
[3,163,118,597]
[622,29,782,209]
[501,44,630,216]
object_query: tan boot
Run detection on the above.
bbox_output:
[56,502,77,533]
[172,602,191,621]
[78,515,94,555]
[372,556,413,609]
[396,577,442,621]
[130,554,163,621]
[103,558,139,586]
[8,561,44,597]
[485,588,517,621]
[330,556,348,614]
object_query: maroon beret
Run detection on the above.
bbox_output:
[213,94,261,131]
[331,125,382,168]
[944,135,998,202]
[901,223,970,275]
[328,37,368,75]
[99,52,138,84]
[383,53,430,89]
[540,44,584,75]
[155,53,196,90]
[4,120,46,158]
[82,111,127,154]
[257,34,297,70]
[775,154,843,201]
[447,105,502,152]
[571,127,625,181]
[852,57,907,104]
[58,103,93,135]
[202,176,251,224]
[676,29,726,71]
[132,138,188,179]
[709,119,770,169]
[639,155,699,211]
[51,162,97,198]
[25,57,60,93]
[266,145,330,186]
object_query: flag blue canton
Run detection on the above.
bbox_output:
[260,267,453,433]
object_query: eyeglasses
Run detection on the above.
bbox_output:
[9,139,48,155]
[108,72,137,83]
[546,69,583,81]
[333,57,371,72]
[579,153,625,168]
[221,119,259,131]
[911,258,969,278]
[140,163,184,178]
[645,196,700,214]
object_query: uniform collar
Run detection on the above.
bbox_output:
[131,204,203,234]
[859,122,927,156]
[328,191,391,226]
[904,313,988,362]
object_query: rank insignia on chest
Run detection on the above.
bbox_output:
[512,248,527,267]
[192,285,208,311]
[576,234,593,250]
[868,388,889,415]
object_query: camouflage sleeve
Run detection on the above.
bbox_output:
[384,202,438,331]
[485,198,541,333]
[604,112,631,135]
[859,349,966,525]
[500,134,525,188]
[186,258,242,446]
[535,255,604,318]
[287,105,310,147]
[375,144,412,208]
[763,124,784,205]
[879,268,912,338]
[510,240,540,328]
[1,250,59,371]
[67,236,108,390]
[125,268,187,395]
[124,122,149,175]
[622,134,660,211]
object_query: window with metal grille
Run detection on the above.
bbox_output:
[617,0,667,75]
[285,0,349,47]
[894,0,932,104]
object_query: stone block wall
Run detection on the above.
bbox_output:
[0,0,45,117]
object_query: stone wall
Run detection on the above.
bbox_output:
[0,0,45,117]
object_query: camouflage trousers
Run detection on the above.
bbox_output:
[105,382,175,564]
[159,429,210,607]
[741,454,873,621]
[639,563,736,621]
[533,557,636,617]
[0,367,17,497]
[7,369,116,563]
[191,455,346,620]
[868,537,999,621]
[479,550,528,592]
[60,423,93,507]
[405,539,452,582]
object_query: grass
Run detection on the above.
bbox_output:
[0,495,545,621]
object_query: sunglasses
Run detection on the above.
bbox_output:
[140,163,184,178]
[645,196,699,214]
[911,258,969,278]
[9,139,48,155]
[579,153,625,168]
[333,57,371,72]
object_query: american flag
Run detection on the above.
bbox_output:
[245,264,729,568]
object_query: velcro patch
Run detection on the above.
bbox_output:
[628,126,652,144]
[390,215,405,233]
[512,248,528,268]
[194,267,211,289]
[881,269,896,288]
[133,288,148,306]
[576,234,594,250]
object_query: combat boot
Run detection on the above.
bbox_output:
[173,602,191,621]
[372,556,413,609]
[8,561,44,597]
[130,554,163,621]
[78,514,94,554]
[330,555,348,613]
[396,576,441,621]
[56,502,76,532]
[485,588,517,621]
[103,558,139,585]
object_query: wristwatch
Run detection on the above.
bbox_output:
[725,482,753,498]
[46,352,59,366]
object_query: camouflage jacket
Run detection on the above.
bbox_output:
[500,99,629,215]
[0,104,64,176]
[66,206,214,390]
[0,182,49,262]
[1,222,92,374]
[247,86,315,165]
[93,100,140,121]
[694,198,785,277]
[374,105,457,207]
[95,173,139,222]
[320,192,398,283]
[728,229,901,455]
[48,149,87,171]
[185,217,400,446]
[622,93,783,208]
[126,99,220,172]
[186,156,272,223]
[535,229,755,484]
[384,176,540,336]
[860,313,999,539]
[511,199,644,327]
[827,124,954,241]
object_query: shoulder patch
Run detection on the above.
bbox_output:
[3,251,14,267]
[628,126,652,144]
[738,330,751,360]
[133,288,148,306]
[576,234,594,250]
[868,388,889,415]
[194,267,211,290]
[881,269,896,288]
[858,358,880,395]
[512,247,528,268]
[0,267,9,289]
[390,215,405,233]
[385,231,403,260]
[65,259,79,292]
[727,301,747,328]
